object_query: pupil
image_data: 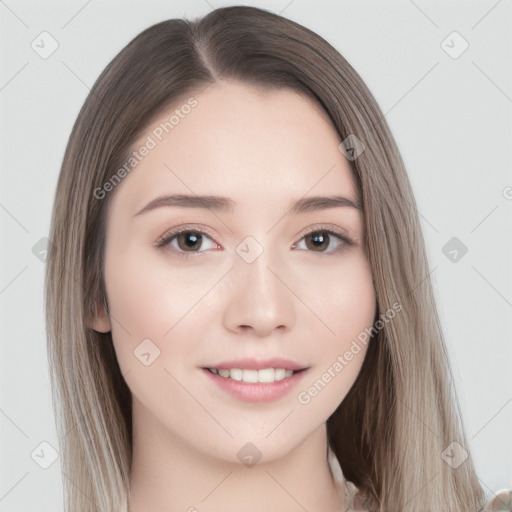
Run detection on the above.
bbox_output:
[177,231,330,252]
[180,232,201,250]
[309,231,328,250]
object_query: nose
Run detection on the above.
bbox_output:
[222,247,296,337]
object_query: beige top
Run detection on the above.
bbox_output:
[327,446,372,512]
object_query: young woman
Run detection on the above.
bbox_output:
[45,5,490,511]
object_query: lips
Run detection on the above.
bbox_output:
[201,357,308,372]
[202,363,309,402]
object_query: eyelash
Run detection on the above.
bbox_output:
[155,224,354,259]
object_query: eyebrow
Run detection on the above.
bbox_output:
[133,193,361,217]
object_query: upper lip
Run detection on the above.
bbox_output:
[202,358,308,371]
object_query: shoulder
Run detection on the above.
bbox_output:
[345,484,374,512]
[349,492,372,511]
[482,489,512,511]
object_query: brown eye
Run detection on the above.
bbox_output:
[156,228,219,257]
[304,231,331,252]
[175,231,203,251]
[293,227,353,254]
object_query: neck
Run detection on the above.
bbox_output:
[127,397,347,512]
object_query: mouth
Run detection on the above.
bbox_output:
[201,365,309,403]
[202,366,308,384]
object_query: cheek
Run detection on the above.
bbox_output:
[103,245,225,369]
[309,255,374,352]
[102,247,213,416]
[295,252,376,342]
[329,257,376,339]
[293,255,375,415]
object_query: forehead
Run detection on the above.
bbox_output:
[110,81,358,215]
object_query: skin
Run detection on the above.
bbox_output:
[89,81,377,512]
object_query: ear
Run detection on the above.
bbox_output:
[87,300,111,333]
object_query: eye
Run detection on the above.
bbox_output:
[155,224,354,259]
[292,226,354,254]
[155,227,220,258]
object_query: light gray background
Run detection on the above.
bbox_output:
[1,0,511,510]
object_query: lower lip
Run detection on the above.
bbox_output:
[202,368,308,403]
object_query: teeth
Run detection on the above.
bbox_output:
[208,368,295,383]
[274,368,287,381]
[230,368,244,381]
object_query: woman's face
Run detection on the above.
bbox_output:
[90,81,376,463]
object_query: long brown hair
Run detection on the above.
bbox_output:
[45,6,486,511]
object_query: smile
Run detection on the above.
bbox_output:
[206,367,300,383]
[202,367,308,403]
